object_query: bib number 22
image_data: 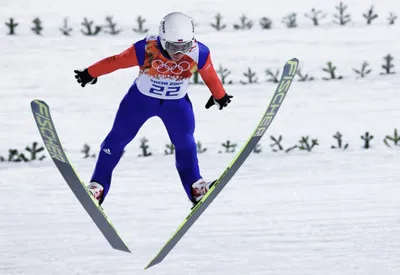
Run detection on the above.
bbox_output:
[149,84,181,97]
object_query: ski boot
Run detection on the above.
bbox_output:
[191,178,215,206]
[87,181,104,204]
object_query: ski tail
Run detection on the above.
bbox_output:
[144,58,299,269]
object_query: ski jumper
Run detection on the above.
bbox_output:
[86,35,226,202]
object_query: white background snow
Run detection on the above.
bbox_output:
[1,0,400,274]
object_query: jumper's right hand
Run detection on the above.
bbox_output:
[74,68,97,87]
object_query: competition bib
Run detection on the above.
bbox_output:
[135,36,199,100]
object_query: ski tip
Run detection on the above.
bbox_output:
[31,98,43,104]
[287,58,299,66]
[31,99,48,108]
[285,58,299,76]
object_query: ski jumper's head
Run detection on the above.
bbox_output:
[159,12,195,62]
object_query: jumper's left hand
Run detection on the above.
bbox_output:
[205,94,233,110]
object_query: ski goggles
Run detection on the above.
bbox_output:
[165,41,193,53]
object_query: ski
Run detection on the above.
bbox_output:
[145,58,299,269]
[30,99,131,253]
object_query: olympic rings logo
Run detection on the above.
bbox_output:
[151,60,191,75]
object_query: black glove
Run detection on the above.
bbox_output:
[74,68,98,87]
[205,94,233,110]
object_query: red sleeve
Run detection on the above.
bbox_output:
[198,54,226,100]
[87,45,139,78]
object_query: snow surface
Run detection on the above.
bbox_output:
[1,0,400,274]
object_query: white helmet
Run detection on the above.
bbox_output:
[159,12,195,54]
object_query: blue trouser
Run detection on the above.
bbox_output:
[91,84,201,202]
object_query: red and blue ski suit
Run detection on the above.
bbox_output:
[87,35,227,202]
